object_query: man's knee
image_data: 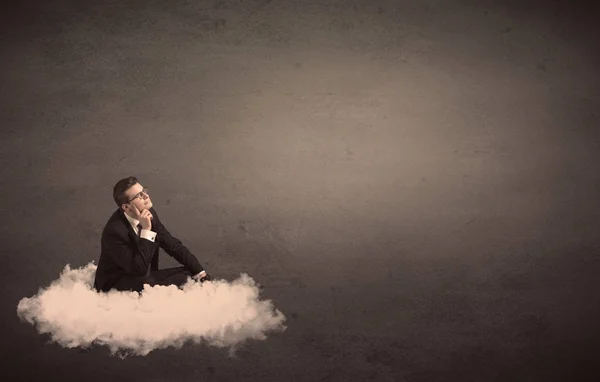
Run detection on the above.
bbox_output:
[112,275,156,292]
[141,275,158,286]
[181,269,193,277]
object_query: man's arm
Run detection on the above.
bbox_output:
[150,208,206,276]
[101,228,158,276]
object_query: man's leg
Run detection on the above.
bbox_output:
[150,267,194,288]
[112,267,193,292]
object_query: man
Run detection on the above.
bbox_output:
[93,176,211,293]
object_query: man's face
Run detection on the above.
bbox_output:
[121,182,153,214]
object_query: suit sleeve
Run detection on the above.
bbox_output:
[151,208,205,275]
[101,226,158,276]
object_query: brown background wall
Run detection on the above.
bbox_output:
[1,0,599,380]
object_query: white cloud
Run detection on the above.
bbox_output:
[17,262,286,358]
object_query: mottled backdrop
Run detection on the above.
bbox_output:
[1,0,599,381]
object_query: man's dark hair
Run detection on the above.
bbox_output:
[113,176,139,209]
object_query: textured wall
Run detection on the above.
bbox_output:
[2,0,599,380]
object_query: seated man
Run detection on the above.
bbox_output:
[93,176,211,293]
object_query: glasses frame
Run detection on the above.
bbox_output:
[125,187,150,204]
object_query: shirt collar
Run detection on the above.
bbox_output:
[123,211,140,230]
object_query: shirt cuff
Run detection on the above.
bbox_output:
[194,270,206,279]
[140,229,157,242]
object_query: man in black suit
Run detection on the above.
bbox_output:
[93,176,211,293]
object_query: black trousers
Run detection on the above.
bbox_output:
[112,267,194,292]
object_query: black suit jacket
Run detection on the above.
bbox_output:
[93,207,204,292]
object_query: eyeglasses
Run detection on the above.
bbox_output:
[125,188,150,204]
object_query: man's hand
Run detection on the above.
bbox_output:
[130,204,153,230]
[194,270,212,282]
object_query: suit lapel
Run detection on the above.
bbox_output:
[118,209,140,242]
